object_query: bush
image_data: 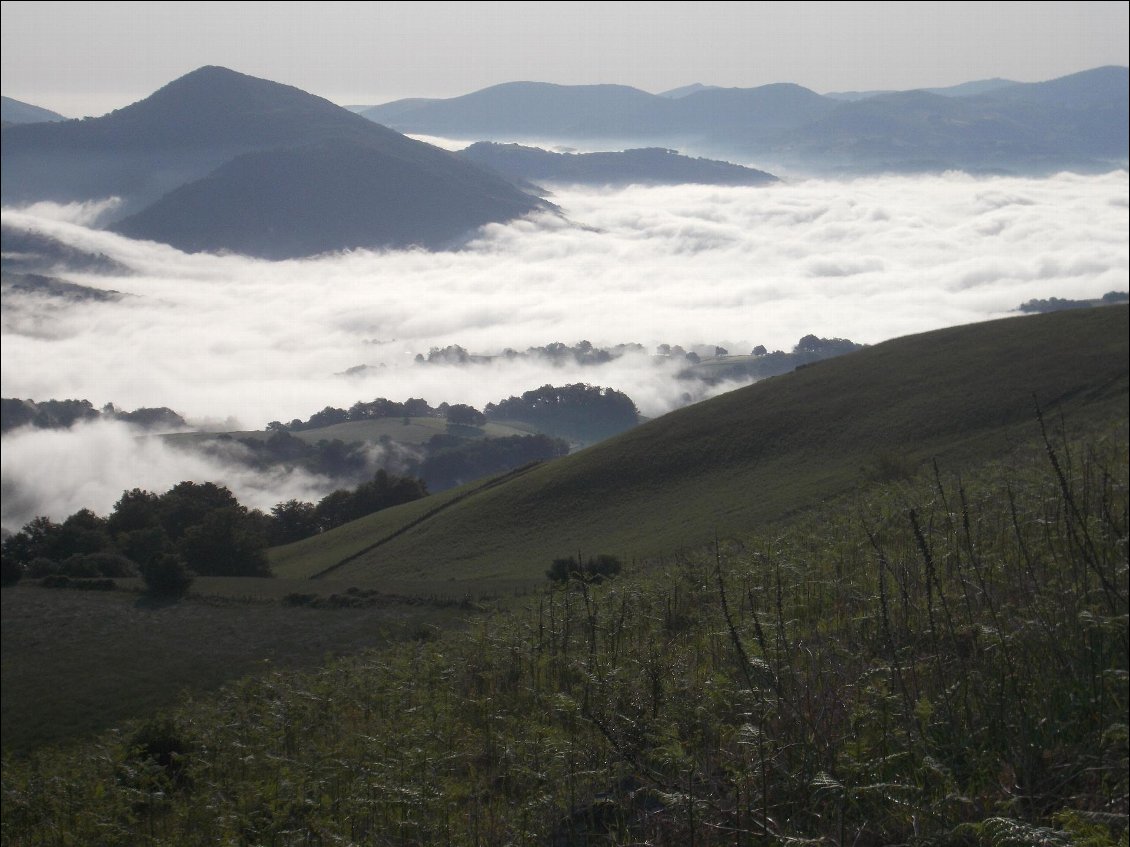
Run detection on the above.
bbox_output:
[140,554,194,599]
[59,555,104,578]
[0,554,22,586]
[127,716,194,788]
[26,557,59,578]
[71,552,138,577]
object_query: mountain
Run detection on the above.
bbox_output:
[657,83,720,99]
[112,138,551,258]
[0,223,132,275]
[362,81,672,140]
[362,80,833,146]
[270,305,1129,591]
[459,142,777,187]
[2,67,550,257]
[666,83,838,146]
[789,66,1130,173]
[362,67,1129,174]
[825,77,1019,101]
[0,96,65,124]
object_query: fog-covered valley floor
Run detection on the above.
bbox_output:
[2,170,1127,528]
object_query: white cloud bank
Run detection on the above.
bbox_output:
[2,171,1127,527]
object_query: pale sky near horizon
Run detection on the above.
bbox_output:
[1,1,1128,118]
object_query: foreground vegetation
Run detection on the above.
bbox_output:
[4,417,1126,845]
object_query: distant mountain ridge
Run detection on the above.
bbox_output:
[459,142,778,187]
[824,77,1019,101]
[2,67,551,258]
[364,66,1129,174]
[1,96,66,124]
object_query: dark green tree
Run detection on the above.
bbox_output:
[158,482,242,541]
[140,553,194,598]
[177,507,270,577]
[445,403,486,427]
[268,499,319,545]
[107,488,160,537]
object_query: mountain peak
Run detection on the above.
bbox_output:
[2,67,548,255]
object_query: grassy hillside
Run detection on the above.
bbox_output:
[273,306,1128,592]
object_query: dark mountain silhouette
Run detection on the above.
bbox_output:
[113,140,550,258]
[3,66,400,210]
[2,67,550,257]
[362,81,673,140]
[460,142,777,187]
[364,67,1128,174]
[1,96,66,124]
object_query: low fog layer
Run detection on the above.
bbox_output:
[2,172,1127,528]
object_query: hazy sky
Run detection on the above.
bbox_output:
[2,1,1127,117]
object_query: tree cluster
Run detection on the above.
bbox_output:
[1,482,270,595]
[267,469,427,546]
[485,384,639,443]
[792,334,862,356]
[682,334,864,385]
[279,469,427,542]
[1018,291,1128,313]
[414,340,647,369]
[270,397,436,432]
[1,397,186,434]
[421,433,568,491]
[2,467,433,591]
[222,430,373,480]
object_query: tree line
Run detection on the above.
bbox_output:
[1,469,430,594]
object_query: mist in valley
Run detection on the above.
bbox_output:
[2,169,1127,529]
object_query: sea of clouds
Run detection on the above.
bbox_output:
[2,170,1127,528]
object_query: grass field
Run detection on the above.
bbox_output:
[0,581,477,754]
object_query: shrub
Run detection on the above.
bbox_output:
[63,552,137,577]
[59,555,104,578]
[127,716,194,788]
[140,554,194,599]
[26,556,59,578]
[0,554,22,586]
